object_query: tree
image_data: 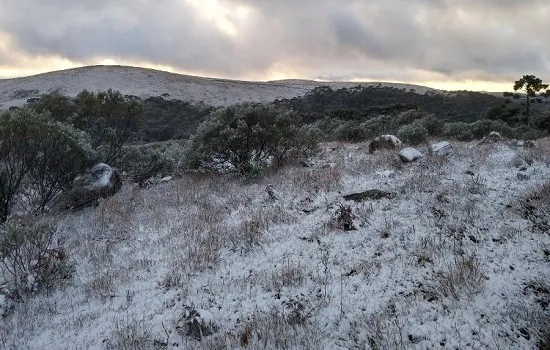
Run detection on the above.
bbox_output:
[186,103,318,175]
[71,89,143,163]
[510,75,550,125]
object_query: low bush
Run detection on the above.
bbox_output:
[0,220,73,299]
[397,119,428,145]
[186,103,319,176]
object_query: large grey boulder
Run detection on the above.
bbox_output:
[71,163,122,209]
[429,141,453,156]
[399,147,423,163]
[368,135,403,154]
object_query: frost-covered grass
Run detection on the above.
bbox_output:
[2,139,550,349]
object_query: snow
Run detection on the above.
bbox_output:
[0,65,439,109]
[1,139,550,349]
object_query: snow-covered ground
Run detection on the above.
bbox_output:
[1,139,550,349]
[0,65,437,109]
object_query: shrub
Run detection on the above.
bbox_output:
[0,220,73,298]
[397,119,428,145]
[443,122,474,141]
[420,114,445,136]
[71,89,143,163]
[0,109,94,220]
[116,140,186,183]
[186,103,318,175]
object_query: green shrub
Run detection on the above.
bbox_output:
[71,89,143,163]
[0,109,94,220]
[443,122,475,141]
[117,141,187,183]
[186,103,318,176]
[397,119,428,145]
[420,114,445,136]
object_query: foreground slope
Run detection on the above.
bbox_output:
[0,65,436,108]
[2,140,550,349]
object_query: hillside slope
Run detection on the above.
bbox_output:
[0,65,436,108]
[1,140,549,349]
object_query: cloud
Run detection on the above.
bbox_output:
[0,0,548,84]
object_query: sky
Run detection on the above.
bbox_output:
[0,0,548,91]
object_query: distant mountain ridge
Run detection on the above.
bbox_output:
[0,65,437,109]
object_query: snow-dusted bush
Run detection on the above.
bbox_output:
[397,119,428,145]
[0,109,94,219]
[0,220,72,298]
[117,140,186,184]
[185,103,319,176]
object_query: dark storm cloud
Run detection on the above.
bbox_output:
[0,0,548,81]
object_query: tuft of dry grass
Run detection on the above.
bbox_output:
[434,254,485,299]
[518,182,550,233]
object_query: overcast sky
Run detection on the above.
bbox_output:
[0,0,548,90]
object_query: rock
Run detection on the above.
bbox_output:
[71,163,122,209]
[488,131,503,141]
[517,172,531,181]
[399,147,423,163]
[510,155,531,169]
[368,135,403,154]
[343,189,395,202]
[509,139,537,149]
[158,176,173,184]
[300,160,313,168]
[176,307,217,340]
[429,141,453,156]
[265,184,279,200]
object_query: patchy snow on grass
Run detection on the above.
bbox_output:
[1,139,550,349]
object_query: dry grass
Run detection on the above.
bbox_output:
[434,254,485,299]
[190,307,324,350]
[104,317,154,350]
[288,167,342,193]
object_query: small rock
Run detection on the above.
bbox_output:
[517,172,530,181]
[398,147,423,163]
[488,131,503,141]
[175,307,217,340]
[429,141,453,156]
[265,184,279,200]
[158,176,173,184]
[300,160,313,168]
[343,189,395,202]
[368,135,403,154]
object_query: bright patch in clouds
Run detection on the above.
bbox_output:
[186,0,251,38]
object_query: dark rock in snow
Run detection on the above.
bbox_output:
[343,189,395,202]
[71,163,122,209]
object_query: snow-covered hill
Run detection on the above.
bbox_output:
[0,65,436,108]
[1,139,550,349]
